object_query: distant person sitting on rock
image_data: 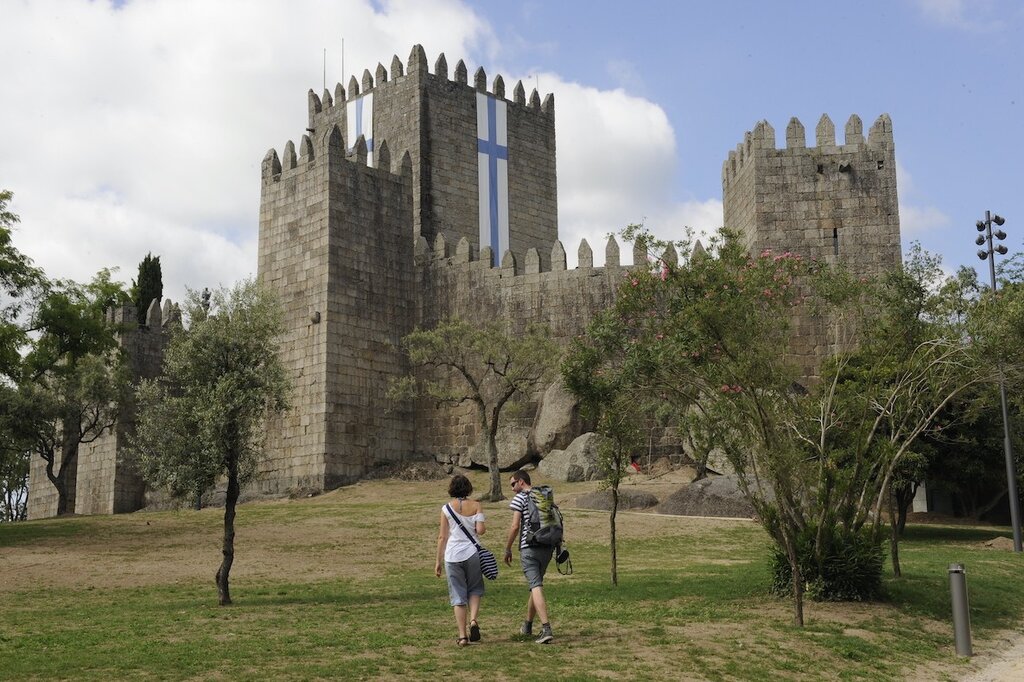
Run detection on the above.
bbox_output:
[435,474,486,647]
[630,455,642,473]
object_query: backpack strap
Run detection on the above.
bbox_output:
[445,504,483,552]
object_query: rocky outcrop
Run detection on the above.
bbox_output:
[529,377,591,456]
[654,474,756,518]
[575,488,659,511]
[537,432,606,482]
[461,425,533,470]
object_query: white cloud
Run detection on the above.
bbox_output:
[517,75,721,266]
[0,0,488,303]
[896,161,951,235]
[0,0,721,300]
[901,205,952,235]
[912,0,1007,32]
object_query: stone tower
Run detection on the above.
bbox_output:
[722,114,901,378]
[723,113,901,274]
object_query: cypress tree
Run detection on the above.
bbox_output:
[133,253,162,325]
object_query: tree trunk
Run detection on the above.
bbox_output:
[610,484,619,586]
[216,461,239,606]
[888,492,902,578]
[55,430,79,516]
[486,432,503,501]
[894,483,915,537]
[783,532,804,627]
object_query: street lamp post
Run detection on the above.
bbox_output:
[975,210,1022,552]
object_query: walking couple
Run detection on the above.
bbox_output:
[434,471,556,646]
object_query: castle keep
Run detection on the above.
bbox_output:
[27,45,901,517]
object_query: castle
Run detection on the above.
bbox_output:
[26,45,900,518]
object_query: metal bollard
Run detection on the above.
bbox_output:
[948,563,972,657]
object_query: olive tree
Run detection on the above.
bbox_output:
[131,279,290,605]
[391,319,558,501]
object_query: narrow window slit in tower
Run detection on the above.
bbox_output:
[877,160,884,170]
[832,228,839,256]
[817,164,824,174]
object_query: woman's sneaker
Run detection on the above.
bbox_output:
[519,621,533,636]
[534,624,554,644]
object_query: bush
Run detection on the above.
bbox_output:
[770,525,885,601]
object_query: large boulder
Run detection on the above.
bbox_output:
[654,474,757,518]
[537,432,606,482]
[529,377,591,456]
[575,488,659,511]
[460,425,533,470]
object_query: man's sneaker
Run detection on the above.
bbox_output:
[534,625,554,644]
[519,621,533,636]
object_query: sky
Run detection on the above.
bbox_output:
[1,0,1022,305]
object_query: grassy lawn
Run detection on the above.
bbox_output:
[1,472,1021,681]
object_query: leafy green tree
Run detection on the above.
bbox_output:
[0,190,45,380]
[130,280,290,606]
[595,408,642,585]
[131,252,163,325]
[11,351,129,515]
[391,319,559,501]
[6,263,131,516]
[565,228,991,625]
[0,385,31,522]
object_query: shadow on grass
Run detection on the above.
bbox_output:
[882,524,1023,632]
[0,518,87,547]
[901,524,1011,544]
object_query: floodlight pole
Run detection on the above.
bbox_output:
[977,210,1022,552]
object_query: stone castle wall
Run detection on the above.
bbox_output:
[411,236,648,462]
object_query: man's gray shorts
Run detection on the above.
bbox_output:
[520,545,554,590]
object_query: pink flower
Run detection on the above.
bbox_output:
[631,279,639,287]
[721,384,731,393]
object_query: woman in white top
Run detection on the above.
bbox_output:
[435,474,486,646]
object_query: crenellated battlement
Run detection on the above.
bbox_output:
[722,114,894,184]
[261,126,411,184]
[306,44,555,133]
[415,233,678,280]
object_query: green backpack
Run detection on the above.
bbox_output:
[525,485,564,547]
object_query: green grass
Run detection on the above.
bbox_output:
[1,475,1022,681]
